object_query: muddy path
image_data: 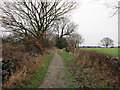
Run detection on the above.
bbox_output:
[39,52,67,88]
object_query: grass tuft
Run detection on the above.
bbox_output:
[59,51,79,88]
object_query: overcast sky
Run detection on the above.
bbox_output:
[71,0,119,46]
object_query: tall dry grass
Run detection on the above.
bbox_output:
[2,43,42,88]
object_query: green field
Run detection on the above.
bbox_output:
[81,48,120,56]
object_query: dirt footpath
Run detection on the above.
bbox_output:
[39,52,67,88]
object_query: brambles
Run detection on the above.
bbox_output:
[60,49,120,88]
[73,49,120,87]
[65,47,75,53]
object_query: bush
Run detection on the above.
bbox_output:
[2,34,23,44]
[55,37,68,49]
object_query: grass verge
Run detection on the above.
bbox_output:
[59,51,79,88]
[15,53,54,88]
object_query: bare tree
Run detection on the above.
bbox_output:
[42,30,56,48]
[53,17,77,38]
[0,0,77,49]
[104,1,120,17]
[100,37,114,47]
[67,33,84,48]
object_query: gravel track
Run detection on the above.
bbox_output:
[39,52,67,88]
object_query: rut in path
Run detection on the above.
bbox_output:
[39,52,67,88]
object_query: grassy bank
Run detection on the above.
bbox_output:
[81,48,119,56]
[15,53,54,88]
[59,50,120,88]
